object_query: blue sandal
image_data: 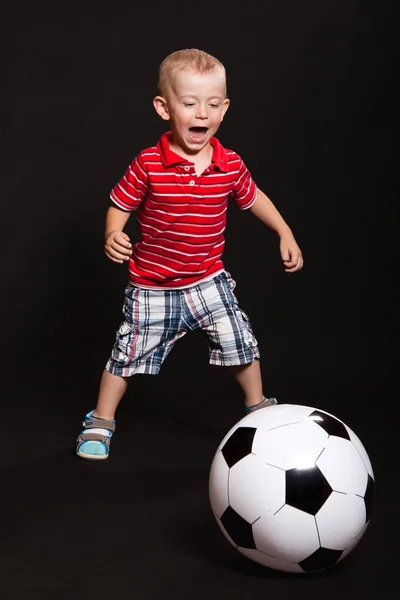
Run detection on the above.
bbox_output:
[76,410,116,460]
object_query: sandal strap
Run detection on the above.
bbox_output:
[82,415,115,433]
[77,432,112,447]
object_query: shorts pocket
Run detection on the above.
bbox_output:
[225,271,237,292]
[112,320,135,362]
[238,310,259,349]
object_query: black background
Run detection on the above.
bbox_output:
[1,1,398,598]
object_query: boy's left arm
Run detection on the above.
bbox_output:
[249,188,304,273]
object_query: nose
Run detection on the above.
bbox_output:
[195,104,208,119]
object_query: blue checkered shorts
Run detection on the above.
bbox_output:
[105,271,260,376]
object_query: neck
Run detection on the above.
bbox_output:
[169,140,213,163]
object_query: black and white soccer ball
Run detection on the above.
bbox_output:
[209,404,375,573]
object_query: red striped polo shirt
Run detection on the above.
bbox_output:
[110,131,257,289]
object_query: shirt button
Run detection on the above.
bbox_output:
[189,180,195,186]
[184,166,190,171]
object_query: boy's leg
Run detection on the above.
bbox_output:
[181,272,277,414]
[93,369,128,420]
[230,359,263,408]
[77,283,188,459]
[230,359,278,413]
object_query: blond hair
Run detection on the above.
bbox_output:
[157,48,226,97]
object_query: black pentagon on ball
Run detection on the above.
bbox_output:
[364,473,375,523]
[286,465,333,515]
[309,410,350,440]
[299,547,344,572]
[221,427,257,468]
[220,506,256,549]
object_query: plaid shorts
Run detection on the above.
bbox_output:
[105,271,260,377]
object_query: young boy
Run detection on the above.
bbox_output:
[76,48,303,460]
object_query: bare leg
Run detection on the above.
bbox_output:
[92,369,129,420]
[230,359,264,408]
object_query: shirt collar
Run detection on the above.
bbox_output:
[158,131,228,172]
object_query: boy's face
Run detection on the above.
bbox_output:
[154,67,230,155]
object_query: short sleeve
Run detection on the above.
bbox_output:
[230,157,257,210]
[110,153,148,211]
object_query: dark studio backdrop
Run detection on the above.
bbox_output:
[1,1,399,598]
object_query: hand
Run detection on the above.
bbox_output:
[104,231,132,264]
[280,234,303,272]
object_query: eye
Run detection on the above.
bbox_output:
[209,103,220,108]
[184,103,195,107]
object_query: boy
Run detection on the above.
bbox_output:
[76,49,303,460]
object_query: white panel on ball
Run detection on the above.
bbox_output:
[229,455,285,523]
[252,418,328,471]
[242,404,315,430]
[239,547,305,573]
[316,492,367,549]
[252,505,320,563]
[317,437,368,495]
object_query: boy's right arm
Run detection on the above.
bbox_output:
[104,204,133,264]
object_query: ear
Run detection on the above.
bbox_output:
[220,98,230,121]
[153,96,170,121]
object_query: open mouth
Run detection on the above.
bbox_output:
[188,127,208,142]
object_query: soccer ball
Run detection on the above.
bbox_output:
[209,404,375,573]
